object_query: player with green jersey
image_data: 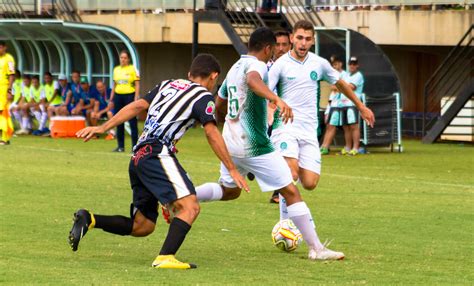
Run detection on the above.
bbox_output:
[192,28,346,261]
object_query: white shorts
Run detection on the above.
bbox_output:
[271,129,321,175]
[219,151,293,192]
[9,102,18,110]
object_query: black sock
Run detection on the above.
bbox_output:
[94,214,133,236]
[159,218,191,255]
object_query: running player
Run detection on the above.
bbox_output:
[193,27,346,260]
[268,30,292,204]
[0,41,15,145]
[268,20,374,191]
[71,54,248,269]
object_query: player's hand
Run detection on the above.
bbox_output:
[76,126,105,142]
[274,97,293,124]
[360,106,375,128]
[229,169,250,193]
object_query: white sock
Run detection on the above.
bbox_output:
[22,117,29,130]
[39,112,48,130]
[287,202,324,251]
[33,111,41,122]
[195,183,223,202]
[13,111,22,126]
[279,194,289,220]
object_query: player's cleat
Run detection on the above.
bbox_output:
[348,149,358,156]
[308,247,345,261]
[68,209,95,251]
[337,148,349,156]
[0,140,10,146]
[152,255,197,269]
[247,172,255,181]
[15,129,30,135]
[41,127,51,137]
[32,129,43,136]
[161,204,176,224]
[320,147,329,155]
[113,147,125,152]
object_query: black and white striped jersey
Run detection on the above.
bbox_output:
[135,79,216,152]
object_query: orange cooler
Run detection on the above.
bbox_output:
[50,116,86,138]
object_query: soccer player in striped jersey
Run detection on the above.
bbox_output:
[70,54,248,269]
[194,27,346,261]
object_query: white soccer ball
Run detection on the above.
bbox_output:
[271,219,303,252]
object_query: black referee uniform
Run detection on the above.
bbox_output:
[130,79,216,222]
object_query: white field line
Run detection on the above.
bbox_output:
[14,145,474,190]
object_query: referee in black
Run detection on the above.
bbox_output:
[69,54,249,269]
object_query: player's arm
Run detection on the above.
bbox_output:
[215,81,228,124]
[77,99,149,141]
[203,122,249,192]
[247,71,293,123]
[335,79,374,127]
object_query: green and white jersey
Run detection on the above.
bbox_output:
[218,55,274,158]
[268,51,340,134]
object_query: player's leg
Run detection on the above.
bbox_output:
[0,85,12,144]
[195,159,245,202]
[278,183,344,260]
[320,107,341,154]
[114,96,125,152]
[297,138,322,190]
[348,107,360,155]
[342,125,352,153]
[38,103,48,134]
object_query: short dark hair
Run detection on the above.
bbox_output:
[32,75,40,81]
[248,27,276,52]
[15,70,21,77]
[274,30,290,40]
[71,70,80,75]
[120,50,130,59]
[23,74,31,80]
[0,41,5,46]
[293,20,314,35]
[189,53,221,78]
[44,71,52,77]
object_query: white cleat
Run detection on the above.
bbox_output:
[308,247,345,261]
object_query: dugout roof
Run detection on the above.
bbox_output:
[0,19,139,85]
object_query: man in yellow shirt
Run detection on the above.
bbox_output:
[0,41,15,145]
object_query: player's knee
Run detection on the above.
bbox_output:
[302,180,318,191]
[132,223,155,237]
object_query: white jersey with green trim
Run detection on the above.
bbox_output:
[218,55,274,158]
[268,51,340,135]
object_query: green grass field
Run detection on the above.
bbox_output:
[1,130,473,285]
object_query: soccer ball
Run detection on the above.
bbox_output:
[271,219,303,252]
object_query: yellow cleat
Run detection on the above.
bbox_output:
[152,255,197,269]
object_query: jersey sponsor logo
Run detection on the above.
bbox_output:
[280,142,288,150]
[310,71,318,81]
[170,80,190,90]
[205,101,215,115]
[286,76,296,80]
